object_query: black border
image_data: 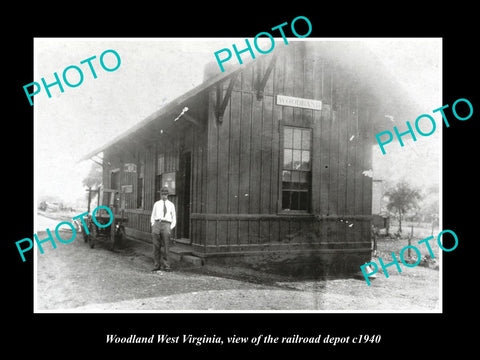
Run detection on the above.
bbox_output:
[6,7,477,355]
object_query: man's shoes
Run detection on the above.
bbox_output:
[151,267,161,272]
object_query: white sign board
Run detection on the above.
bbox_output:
[124,163,137,172]
[276,95,322,110]
[121,185,133,193]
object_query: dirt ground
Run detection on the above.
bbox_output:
[35,213,440,312]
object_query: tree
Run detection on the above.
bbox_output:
[82,163,103,189]
[385,181,422,233]
[419,185,439,223]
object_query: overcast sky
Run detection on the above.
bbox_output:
[34,38,442,205]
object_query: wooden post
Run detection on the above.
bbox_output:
[96,188,101,208]
[87,187,92,213]
[110,192,116,249]
[408,225,414,258]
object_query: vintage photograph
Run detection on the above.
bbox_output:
[33,38,442,312]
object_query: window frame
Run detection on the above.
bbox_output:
[110,168,120,190]
[279,124,313,214]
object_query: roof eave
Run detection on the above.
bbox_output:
[78,63,246,162]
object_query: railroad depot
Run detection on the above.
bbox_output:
[81,41,418,275]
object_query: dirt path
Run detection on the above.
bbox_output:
[35,224,440,312]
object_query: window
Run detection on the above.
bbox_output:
[281,126,312,211]
[157,154,164,175]
[137,158,144,209]
[110,169,120,190]
[162,172,176,195]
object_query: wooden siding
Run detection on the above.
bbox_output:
[101,42,374,263]
[191,42,373,253]
[103,103,208,241]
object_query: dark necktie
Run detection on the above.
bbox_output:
[163,200,167,218]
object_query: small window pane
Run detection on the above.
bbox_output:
[282,171,292,189]
[299,192,308,210]
[290,171,309,190]
[282,191,291,210]
[302,129,311,149]
[292,150,301,169]
[291,171,300,184]
[283,149,293,169]
[284,128,293,148]
[298,171,309,184]
[291,192,300,210]
[293,129,302,149]
[287,172,297,189]
[301,150,310,170]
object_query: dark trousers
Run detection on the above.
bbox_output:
[151,221,171,269]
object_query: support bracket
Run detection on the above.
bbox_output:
[89,155,110,169]
[215,72,239,123]
[256,55,277,101]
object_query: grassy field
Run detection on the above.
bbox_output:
[373,226,441,275]
[376,236,440,258]
[387,220,438,238]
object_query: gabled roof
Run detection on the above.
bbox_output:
[79,60,245,162]
[80,41,423,162]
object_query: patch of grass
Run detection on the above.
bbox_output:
[374,236,440,272]
[376,236,440,258]
[38,209,79,222]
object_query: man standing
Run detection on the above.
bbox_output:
[150,187,176,272]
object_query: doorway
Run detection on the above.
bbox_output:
[180,151,191,240]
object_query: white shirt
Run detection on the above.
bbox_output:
[150,199,176,229]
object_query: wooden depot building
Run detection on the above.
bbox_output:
[81,41,416,276]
